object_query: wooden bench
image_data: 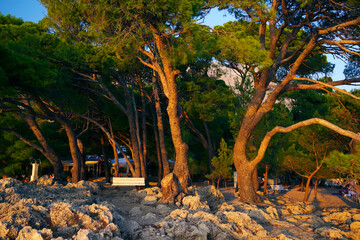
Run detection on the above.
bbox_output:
[112,177,145,187]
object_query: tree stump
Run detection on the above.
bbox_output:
[159,173,182,204]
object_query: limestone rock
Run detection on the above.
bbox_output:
[182,195,210,211]
[350,221,360,232]
[189,211,221,224]
[353,214,360,221]
[218,202,235,212]
[315,227,345,239]
[166,209,189,221]
[129,207,142,216]
[16,226,43,240]
[323,211,352,224]
[274,233,294,240]
[73,229,95,240]
[0,221,9,239]
[156,204,172,216]
[220,211,267,238]
[36,175,54,186]
[49,202,77,228]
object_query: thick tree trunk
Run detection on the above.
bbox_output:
[236,162,261,203]
[153,34,190,191]
[167,98,190,191]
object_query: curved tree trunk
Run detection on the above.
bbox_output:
[20,98,65,182]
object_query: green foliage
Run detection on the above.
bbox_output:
[214,21,272,70]
[206,139,233,181]
[326,146,360,179]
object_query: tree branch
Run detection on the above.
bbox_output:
[252,118,360,167]
[290,77,360,100]
[0,128,45,154]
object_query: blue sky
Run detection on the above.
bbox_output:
[0,0,46,23]
[0,0,355,90]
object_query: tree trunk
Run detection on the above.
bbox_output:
[252,167,259,191]
[303,176,312,202]
[203,121,216,173]
[140,80,148,178]
[110,141,119,177]
[152,74,170,176]
[153,34,190,191]
[314,178,319,198]
[61,118,83,183]
[236,163,261,203]
[77,138,86,180]
[125,94,142,178]
[21,113,65,182]
[167,97,190,191]
[130,81,146,179]
[101,137,111,183]
[151,105,163,186]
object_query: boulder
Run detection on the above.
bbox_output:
[36,175,54,186]
[156,204,172,216]
[16,226,43,240]
[220,211,267,238]
[353,214,360,221]
[182,195,210,211]
[323,211,352,224]
[315,227,344,239]
[350,221,360,232]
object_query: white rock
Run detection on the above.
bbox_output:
[16,226,43,240]
[350,221,360,232]
[323,212,352,224]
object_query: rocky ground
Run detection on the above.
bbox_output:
[0,176,360,239]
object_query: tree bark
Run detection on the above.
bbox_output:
[20,111,65,182]
[151,33,190,191]
[77,138,86,180]
[236,162,261,203]
[152,74,170,177]
[61,119,83,182]
[314,179,319,198]
[151,104,163,185]
[140,80,148,178]
[101,136,111,183]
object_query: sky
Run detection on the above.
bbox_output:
[0,0,356,91]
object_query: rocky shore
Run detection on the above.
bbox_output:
[0,176,359,239]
